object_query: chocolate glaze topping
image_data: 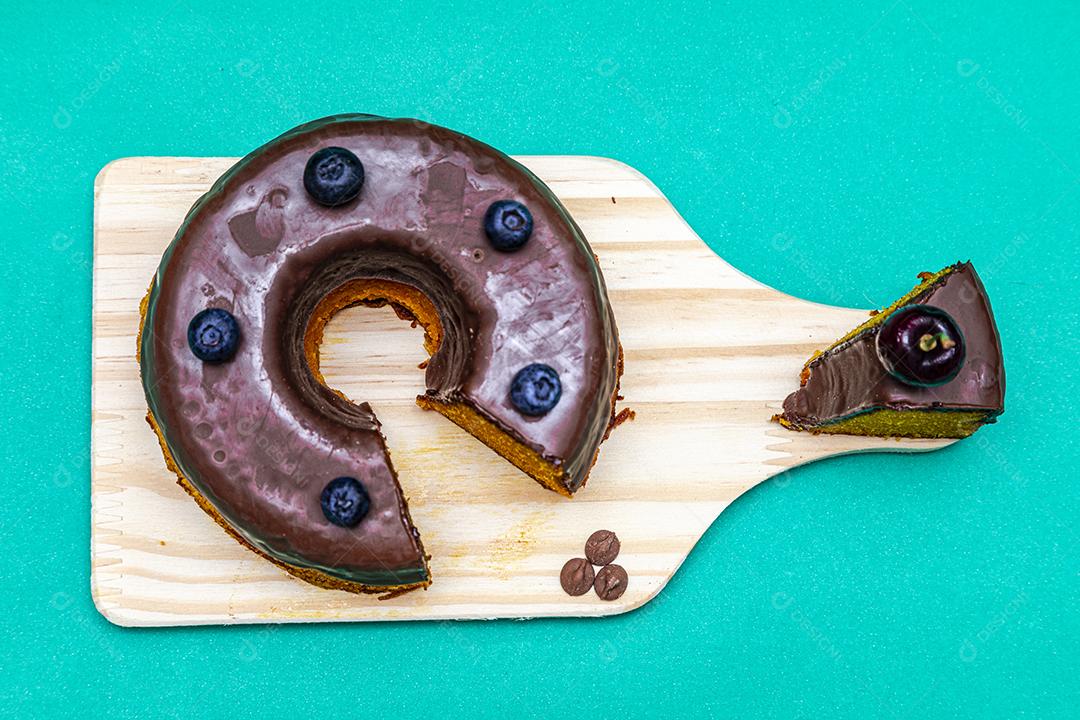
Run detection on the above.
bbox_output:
[781,263,1004,428]
[140,115,621,589]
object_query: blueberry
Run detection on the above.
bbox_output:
[187,308,240,363]
[875,305,965,386]
[303,147,365,206]
[510,363,562,416]
[320,477,371,528]
[484,200,533,252]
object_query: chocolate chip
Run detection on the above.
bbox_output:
[560,558,595,596]
[584,530,620,566]
[593,564,628,601]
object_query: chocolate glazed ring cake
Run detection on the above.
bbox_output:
[138,114,623,595]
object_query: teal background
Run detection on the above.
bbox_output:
[1,1,1077,717]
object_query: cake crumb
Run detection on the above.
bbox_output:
[378,584,424,601]
[611,196,616,204]
[611,407,636,428]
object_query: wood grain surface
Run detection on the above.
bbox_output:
[91,155,952,626]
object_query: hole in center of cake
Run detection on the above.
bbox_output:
[304,279,442,415]
[318,303,433,406]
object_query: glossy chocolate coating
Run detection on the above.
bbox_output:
[781,263,1004,428]
[140,115,621,588]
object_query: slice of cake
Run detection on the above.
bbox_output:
[775,262,1004,438]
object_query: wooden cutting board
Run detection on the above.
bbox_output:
[91,155,953,626]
